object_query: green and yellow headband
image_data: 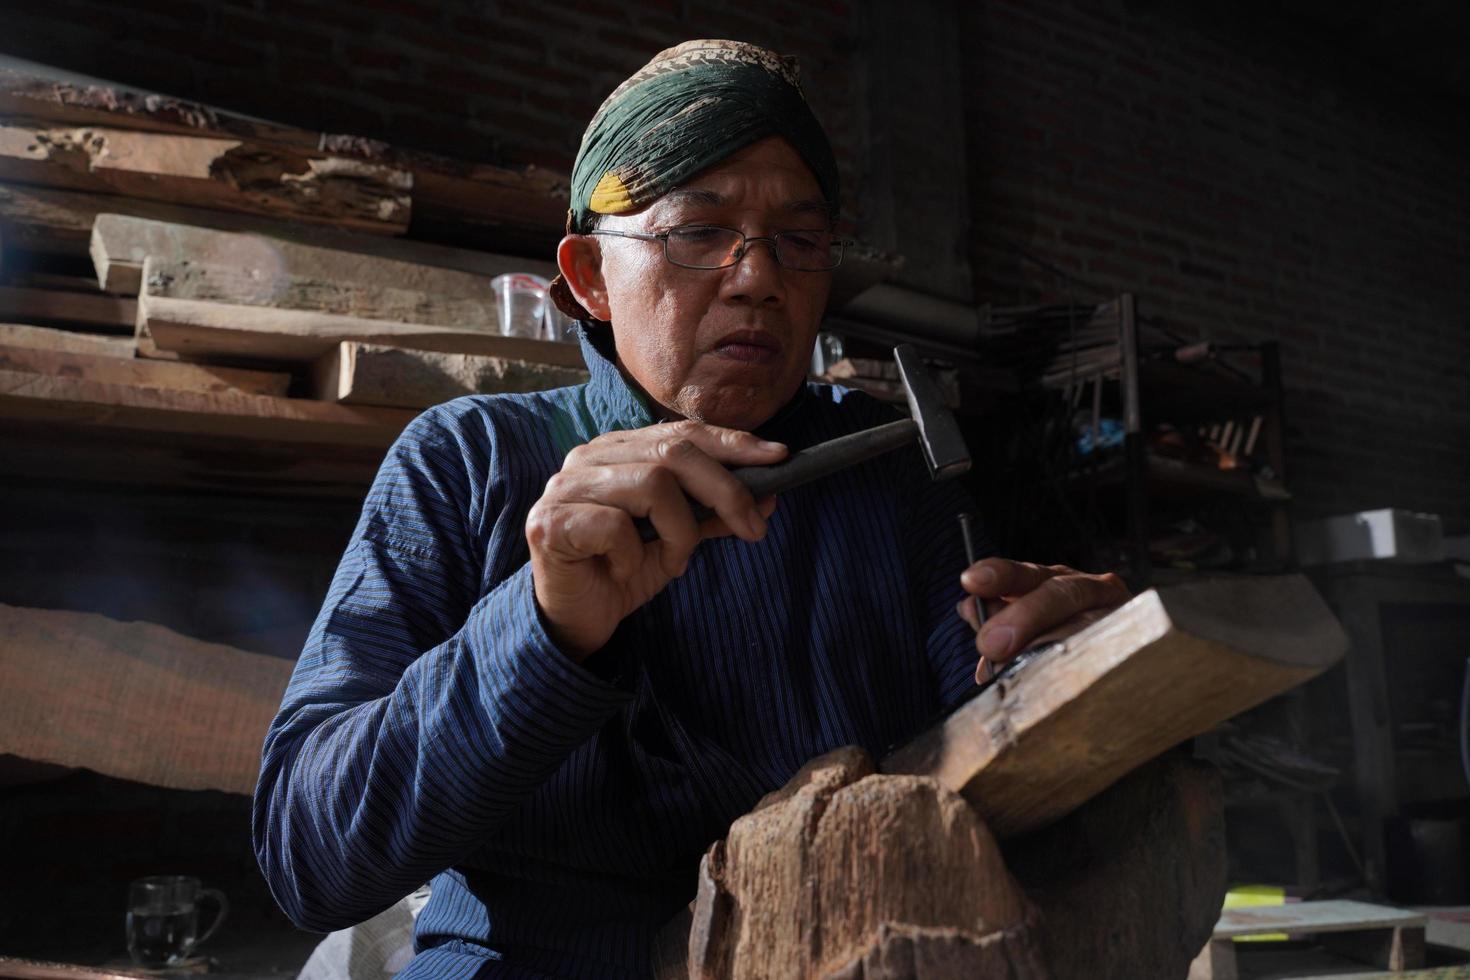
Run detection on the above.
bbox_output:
[550,39,840,320]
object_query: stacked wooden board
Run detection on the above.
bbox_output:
[0,63,901,497]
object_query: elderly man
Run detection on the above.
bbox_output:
[254,40,1125,979]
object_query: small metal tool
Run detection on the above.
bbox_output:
[635,344,971,541]
[958,511,993,680]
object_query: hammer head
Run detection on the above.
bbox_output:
[893,344,971,480]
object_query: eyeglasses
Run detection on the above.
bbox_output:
[589,224,849,271]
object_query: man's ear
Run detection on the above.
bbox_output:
[556,235,612,321]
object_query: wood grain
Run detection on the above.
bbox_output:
[881,574,1347,838]
[313,341,587,407]
[0,122,411,234]
[91,213,555,296]
[0,343,290,397]
[140,258,585,368]
[0,604,294,795]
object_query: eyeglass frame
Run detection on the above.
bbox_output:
[587,224,851,271]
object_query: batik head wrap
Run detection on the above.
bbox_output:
[549,39,840,320]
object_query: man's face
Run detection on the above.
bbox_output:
[590,137,833,431]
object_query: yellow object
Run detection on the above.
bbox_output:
[589,172,635,214]
[1224,884,1289,942]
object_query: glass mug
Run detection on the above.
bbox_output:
[126,875,228,967]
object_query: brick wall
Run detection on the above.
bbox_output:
[1,0,1465,530]
[962,0,1470,531]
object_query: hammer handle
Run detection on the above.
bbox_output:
[635,418,917,542]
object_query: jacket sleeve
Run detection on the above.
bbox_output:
[251,406,632,933]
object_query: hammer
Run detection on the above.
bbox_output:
[636,344,970,541]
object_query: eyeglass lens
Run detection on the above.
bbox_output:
[665,227,840,270]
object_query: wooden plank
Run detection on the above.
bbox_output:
[90,212,556,296]
[0,323,135,357]
[881,574,1347,838]
[146,255,504,326]
[0,956,152,979]
[0,368,414,447]
[0,121,412,235]
[1213,900,1426,938]
[0,344,291,397]
[0,604,293,795]
[1321,925,1425,972]
[140,259,586,368]
[0,284,135,329]
[0,421,384,499]
[314,341,587,408]
[0,181,284,256]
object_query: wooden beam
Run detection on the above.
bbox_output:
[139,257,586,368]
[90,212,556,296]
[0,368,414,447]
[0,421,384,499]
[0,284,135,330]
[0,603,293,795]
[313,341,587,408]
[881,574,1347,838]
[0,344,290,397]
[0,122,411,235]
[0,323,135,358]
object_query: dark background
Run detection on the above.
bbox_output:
[1,0,1467,969]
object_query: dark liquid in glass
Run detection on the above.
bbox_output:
[127,906,195,966]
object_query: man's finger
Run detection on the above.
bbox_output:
[572,419,788,467]
[960,557,1069,599]
[976,573,1128,661]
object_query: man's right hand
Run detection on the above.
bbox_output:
[525,419,786,661]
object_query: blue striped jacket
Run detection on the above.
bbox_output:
[253,328,985,979]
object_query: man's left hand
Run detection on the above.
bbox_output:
[956,558,1131,673]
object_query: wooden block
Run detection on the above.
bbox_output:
[0,122,411,235]
[0,284,135,330]
[0,368,414,447]
[0,323,135,358]
[0,604,293,795]
[313,341,588,408]
[1321,925,1425,971]
[147,255,503,326]
[139,258,585,368]
[1186,940,1237,980]
[881,574,1348,838]
[0,955,156,979]
[90,212,556,296]
[0,344,290,397]
[1212,900,1427,938]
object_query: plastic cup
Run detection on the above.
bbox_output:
[491,273,549,339]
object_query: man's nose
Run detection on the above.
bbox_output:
[721,237,785,305]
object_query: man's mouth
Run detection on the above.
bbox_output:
[710,330,783,364]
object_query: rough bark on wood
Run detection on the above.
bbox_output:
[0,122,411,234]
[0,604,293,794]
[881,574,1346,838]
[685,746,1046,980]
[1005,752,1228,980]
[312,341,589,408]
[90,213,555,297]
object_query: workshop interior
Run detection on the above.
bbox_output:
[0,1,1467,978]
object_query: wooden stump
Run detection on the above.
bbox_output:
[683,746,1047,980]
[1004,751,1228,980]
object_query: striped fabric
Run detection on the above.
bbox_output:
[253,327,987,979]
